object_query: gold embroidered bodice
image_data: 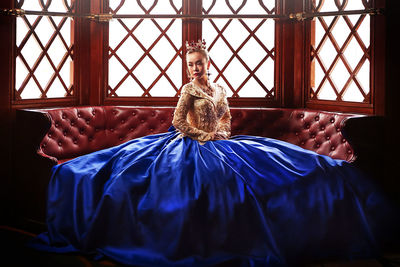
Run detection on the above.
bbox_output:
[172,82,231,142]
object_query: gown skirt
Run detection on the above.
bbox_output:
[29,128,399,266]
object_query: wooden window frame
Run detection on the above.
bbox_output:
[303,0,386,115]
[2,0,386,115]
[9,0,84,109]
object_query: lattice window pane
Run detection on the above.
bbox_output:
[310,0,371,103]
[15,0,74,100]
[108,0,183,98]
[203,0,276,99]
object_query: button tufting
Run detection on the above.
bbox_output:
[73,139,78,144]
[300,141,305,145]
[305,124,310,129]
[86,119,90,124]
[71,121,75,126]
[92,110,96,116]
[315,116,319,121]
[58,142,62,146]
[55,123,59,127]
[77,113,81,118]
[331,146,335,151]
[63,131,67,136]
[140,119,145,123]
[160,119,165,123]
[110,128,114,132]
[299,114,304,118]
[320,126,325,130]
[336,128,341,132]
[48,133,52,138]
[62,114,66,119]
[121,120,125,124]
[330,118,335,123]
[132,112,136,116]
[151,112,155,117]
[310,133,315,138]
[316,143,320,148]
[295,132,299,136]
[342,138,346,143]
[119,137,123,141]
[347,149,352,154]
[88,137,93,141]
[326,136,330,140]
[150,128,154,132]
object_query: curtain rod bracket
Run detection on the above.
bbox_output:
[288,12,306,21]
[89,13,113,22]
[1,8,26,17]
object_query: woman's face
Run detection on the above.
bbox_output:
[187,52,209,81]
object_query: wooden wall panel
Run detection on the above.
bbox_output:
[0,0,15,222]
[383,0,400,204]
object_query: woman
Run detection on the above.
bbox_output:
[30,40,398,266]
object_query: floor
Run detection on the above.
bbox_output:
[2,219,400,267]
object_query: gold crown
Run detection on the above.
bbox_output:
[185,39,207,50]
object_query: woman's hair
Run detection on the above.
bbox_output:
[186,47,209,62]
[185,40,209,62]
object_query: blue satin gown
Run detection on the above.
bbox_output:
[29,127,399,266]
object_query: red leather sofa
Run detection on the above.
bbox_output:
[15,106,372,222]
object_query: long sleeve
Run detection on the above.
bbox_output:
[172,89,213,142]
[214,84,231,140]
[215,108,231,140]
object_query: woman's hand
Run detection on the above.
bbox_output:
[197,131,229,142]
[198,132,214,142]
[213,131,229,140]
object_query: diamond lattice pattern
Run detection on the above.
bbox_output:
[108,0,182,97]
[15,0,74,100]
[310,0,371,102]
[202,0,276,98]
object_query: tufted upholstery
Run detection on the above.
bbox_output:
[15,106,369,223]
[22,106,360,163]
[38,106,174,162]
[230,108,357,162]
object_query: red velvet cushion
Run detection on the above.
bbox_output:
[38,106,356,162]
[230,108,355,161]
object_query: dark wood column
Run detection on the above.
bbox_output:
[74,0,91,105]
[182,0,202,85]
[280,0,306,108]
[0,0,16,221]
[88,0,108,105]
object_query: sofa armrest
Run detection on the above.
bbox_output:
[14,109,58,222]
[341,115,384,168]
[16,109,53,155]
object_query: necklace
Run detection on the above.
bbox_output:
[194,81,214,97]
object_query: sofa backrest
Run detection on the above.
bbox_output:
[32,106,358,162]
[230,108,358,162]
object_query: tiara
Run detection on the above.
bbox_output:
[185,39,207,50]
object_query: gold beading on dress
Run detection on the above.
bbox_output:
[172,82,231,142]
